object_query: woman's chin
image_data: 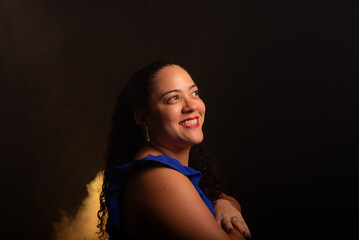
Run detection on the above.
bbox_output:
[186,134,204,146]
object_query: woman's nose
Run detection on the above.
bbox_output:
[182,98,198,113]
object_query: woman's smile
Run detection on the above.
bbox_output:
[179,116,199,128]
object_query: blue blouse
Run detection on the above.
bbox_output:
[106,154,214,239]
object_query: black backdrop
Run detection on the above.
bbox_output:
[1,1,358,239]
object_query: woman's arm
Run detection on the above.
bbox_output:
[213,193,251,238]
[125,166,233,240]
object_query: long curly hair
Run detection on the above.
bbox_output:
[97,61,224,239]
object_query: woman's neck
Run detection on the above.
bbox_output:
[135,141,191,166]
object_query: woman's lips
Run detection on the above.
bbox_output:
[179,116,199,128]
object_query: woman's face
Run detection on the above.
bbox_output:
[145,65,206,150]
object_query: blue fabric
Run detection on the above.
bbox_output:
[106,154,214,238]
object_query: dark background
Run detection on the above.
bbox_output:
[1,0,358,239]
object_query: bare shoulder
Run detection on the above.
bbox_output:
[125,165,196,210]
[128,165,190,191]
[124,165,231,240]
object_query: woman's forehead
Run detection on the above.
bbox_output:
[151,65,195,91]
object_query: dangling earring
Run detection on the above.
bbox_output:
[145,127,150,142]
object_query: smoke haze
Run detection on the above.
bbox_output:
[52,172,103,240]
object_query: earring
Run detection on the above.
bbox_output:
[145,127,150,142]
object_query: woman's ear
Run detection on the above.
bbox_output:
[134,109,146,128]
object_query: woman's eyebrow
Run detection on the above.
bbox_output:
[159,84,198,100]
[160,89,181,99]
[189,84,197,90]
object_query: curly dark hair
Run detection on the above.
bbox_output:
[97,61,224,239]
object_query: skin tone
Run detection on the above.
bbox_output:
[134,65,205,164]
[215,194,251,238]
[124,65,250,239]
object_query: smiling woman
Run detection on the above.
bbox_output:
[136,65,206,157]
[98,62,250,240]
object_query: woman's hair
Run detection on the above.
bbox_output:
[97,61,223,239]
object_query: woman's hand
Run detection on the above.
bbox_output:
[213,196,251,238]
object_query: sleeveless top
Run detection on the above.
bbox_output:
[106,154,215,239]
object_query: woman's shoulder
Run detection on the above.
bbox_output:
[109,153,198,199]
[123,162,230,240]
[125,163,190,195]
[124,160,200,216]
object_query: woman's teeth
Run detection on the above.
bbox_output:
[179,118,198,126]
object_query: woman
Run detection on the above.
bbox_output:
[98,61,250,239]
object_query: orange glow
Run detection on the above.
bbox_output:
[52,171,103,240]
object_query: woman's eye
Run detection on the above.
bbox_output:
[192,90,200,97]
[167,95,179,103]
